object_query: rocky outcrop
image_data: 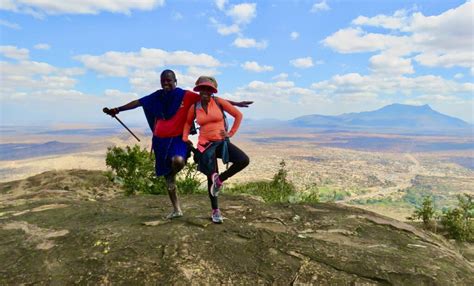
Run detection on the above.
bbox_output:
[0,170,472,285]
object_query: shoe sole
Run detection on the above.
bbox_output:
[212,218,223,224]
[166,212,183,219]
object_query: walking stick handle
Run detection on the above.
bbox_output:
[103,107,141,142]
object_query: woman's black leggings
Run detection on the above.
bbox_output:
[207,142,250,209]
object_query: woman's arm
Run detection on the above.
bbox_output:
[182,104,196,143]
[219,99,242,137]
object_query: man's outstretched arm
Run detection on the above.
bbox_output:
[228,100,253,108]
[103,100,141,116]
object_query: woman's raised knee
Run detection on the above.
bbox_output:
[240,154,250,168]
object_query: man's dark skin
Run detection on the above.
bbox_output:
[105,71,252,216]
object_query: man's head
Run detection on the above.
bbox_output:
[161,69,177,91]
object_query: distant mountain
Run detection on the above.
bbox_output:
[290,104,472,134]
[0,141,88,161]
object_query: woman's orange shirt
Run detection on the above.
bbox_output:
[182,97,242,149]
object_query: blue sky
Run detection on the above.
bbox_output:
[0,0,473,126]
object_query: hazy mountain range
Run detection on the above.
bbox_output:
[246,104,473,135]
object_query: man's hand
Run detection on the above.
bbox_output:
[234,101,253,108]
[103,107,119,117]
[185,140,194,147]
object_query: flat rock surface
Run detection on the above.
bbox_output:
[0,170,473,285]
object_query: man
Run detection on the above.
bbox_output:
[104,70,252,219]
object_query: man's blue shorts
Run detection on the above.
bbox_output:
[152,135,188,176]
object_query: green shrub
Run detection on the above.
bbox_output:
[106,145,166,195]
[441,194,473,242]
[408,196,436,228]
[228,160,297,203]
[288,183,320,204]
[106,145,203,196]
[177,162,205,194]
[316,187,350,202]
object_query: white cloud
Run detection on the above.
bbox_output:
[322,27,411,54]
[211,1,261,52]
[241,61,274,72]
[0,52,136,124]
[0,19,21,29]
[0,60,55,77]
[311,1,330,13]
[2,87,144,125]
[104,89,139,99]
[34,43,51,50]
[290,31,299,40]
[0,0,165,17]
[352,9,409,30]
[227,3,256,25]
[369,53,414,75]
[290,57,314,69]
[217,23,240,36]
[272,73,288,81]
[224,80,331,119]
[0,59,79,95]
[215,0,228,11]
[209,18,240,36]
[274,81,295,88]
[454,73,464,79]
[323,1,473,71]
[0,45,29,60]
[233,80,322,103]
[311,73,474,99]
[233,37,267,49]
[75,48,221,77]
[129,66,219,94]
[414,51,473,68]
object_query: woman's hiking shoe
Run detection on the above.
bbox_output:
[211,173,223,197]
[166,210,183,219]
[211,209,223,224]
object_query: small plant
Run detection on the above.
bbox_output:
[408,196,436,228]
[176,162,204,194]
[440,194,473,242]
[105,145,166,195]
[270,160,296,200]
[288,183,320,204]
[227,160,297,203]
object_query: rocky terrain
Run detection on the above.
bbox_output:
[1,170,473,285]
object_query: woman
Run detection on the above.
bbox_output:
[182,76,250,224]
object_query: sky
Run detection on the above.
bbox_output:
[0,0,473,126]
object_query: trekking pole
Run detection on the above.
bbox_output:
[103,108,141,142]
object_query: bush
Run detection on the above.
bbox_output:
[441,194,473,242]
[228,160,297,203]
[105,145,202,195]
[106,145,166,195]
[177,162,205,194]
[288,183,320,204]
[408,196,436,228]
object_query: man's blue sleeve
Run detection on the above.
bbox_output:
[139,92,161,132]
